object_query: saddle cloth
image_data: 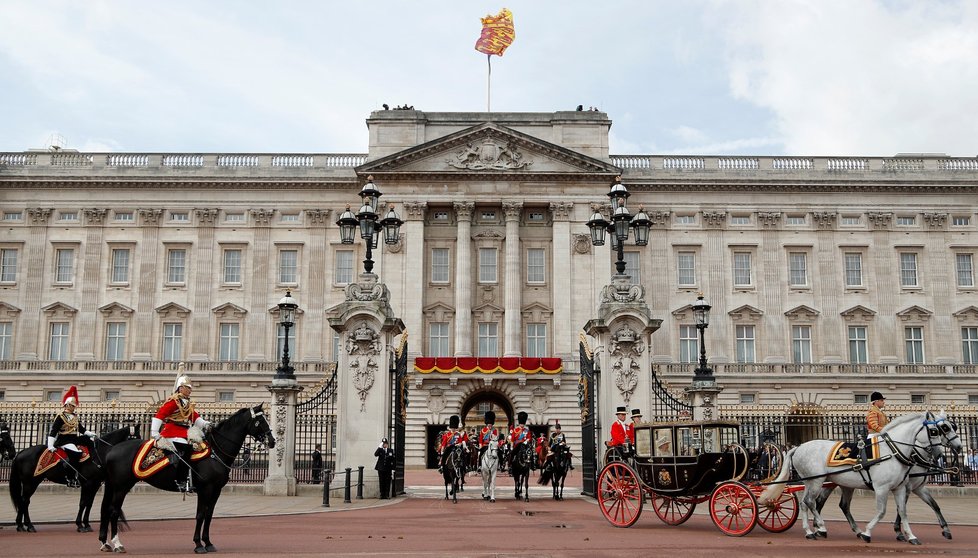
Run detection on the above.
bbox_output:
[132,440,211,479]
[34,447,91,478]
[826,439,879,467]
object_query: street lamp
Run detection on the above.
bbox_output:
[336,175,403,274]
[587,176,652,277]
[691,294,713,381]
[275,290,298,380]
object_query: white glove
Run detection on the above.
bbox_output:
[193,417,211,432]
[86,431,97,438]
[47,436,57,452]
[150,417,163,439]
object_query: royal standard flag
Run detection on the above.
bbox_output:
[475,8,515,56]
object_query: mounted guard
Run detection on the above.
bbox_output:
[47,385,96,488]
[510,411,533,469]
[152,366,210,492]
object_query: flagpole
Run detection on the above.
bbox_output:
[486,54,492,112]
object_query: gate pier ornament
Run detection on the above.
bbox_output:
[264,378,304,496]
[609,324,644,405]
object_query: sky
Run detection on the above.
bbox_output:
[1,0,976,157]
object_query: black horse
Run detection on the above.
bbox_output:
[0,420,15,461]
[538,443,571,500]
[98,404,274,554]
[442,445,464,504]
[511,443,533,502]
[9,424,138,533]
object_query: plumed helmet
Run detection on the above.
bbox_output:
[449,415,460,429]
[484,411,496,425]
[173,362,192,392]
[517,411,528,425]
[62,385,79,407]
[870,391,885,402]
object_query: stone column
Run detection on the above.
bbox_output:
[550,202,573,360]
[453,202,474,357]
[503,201,523,357]
[16,208,52,359]
[328,273,405,498]
[264,379,303,496]
[132,209,163,360]
[401,202,427,358]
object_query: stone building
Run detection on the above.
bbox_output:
[2,109,977,467]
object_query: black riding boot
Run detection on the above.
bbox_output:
[64,450,82,488]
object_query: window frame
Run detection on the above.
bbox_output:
[956,253,974,288]
[735,324,756,364]
[105,321,127,361]
[791,325,813,364]
[904,326,925,364]
[49,321,70,361]
[334,249,354,285]
[278,247,299,285]
[679,324,698,363]
[0,246,18,284]
[899,251,919,288]
[165,246,188,286]
[54,246,76,285]
[526,247,546,285]
[477,322,499,357]
[848,325,869,364]
[218,322,241,362]
[478,247,498,284]
[676,250,696,287]
[0,321,13,360]
[221,246,243,286]
[732,250,753,288]
[430,247,451,284]
[161,322,183,362]
[109,246,132,285]
[843,251,864,288]
[787,251,809,288]
[428,322,451,357]
[525,323,547,357]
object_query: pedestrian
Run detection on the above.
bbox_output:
[374,438,395,498]
[311,444,323,484]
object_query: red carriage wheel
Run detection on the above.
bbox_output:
[597,462,644,528]
[757,490,798,533]
[709,482,757,537]
[650,493,696,525]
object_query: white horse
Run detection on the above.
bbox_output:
[480,438,499,503]
[759,410,963,545]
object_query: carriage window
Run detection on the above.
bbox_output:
[653,428,673,457]
[635,428,651,458]
[701,428,719,453]
[677,427,698,456]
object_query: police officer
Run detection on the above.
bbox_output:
[47,385,96,488]
[374,438,395,499]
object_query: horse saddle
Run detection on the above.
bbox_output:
[132,440,211,479]
[827,439,880,467]
[34,447,91,477]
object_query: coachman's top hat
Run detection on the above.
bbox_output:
[871,391,885,402]
[631,409,642,418]
[449,415,460,429]
[484,411,495,425]
[616,406,627,415]
[517,411,528,425]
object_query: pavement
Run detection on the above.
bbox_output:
[2,468,976,528]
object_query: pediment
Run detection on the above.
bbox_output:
[0,302,21,318]
[953,305,978,321]
[42,302,77,318]
[520,302,553,321]
[357,123,620,178]
[840,305,876,321]
[784,305,819,320]
[267,304,305,318]
[472,301,504,321]
[156,302,191,318]
[728,304,763,321]
[671,304,694,319]
[896,305,933,322]
[99,302,134,318]
[212,302,248,318]
[422,301,456,322]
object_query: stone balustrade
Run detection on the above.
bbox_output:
[609,154,978,177]
[0,152,368,173]
[658,362,972,376]
[0,360,332,374]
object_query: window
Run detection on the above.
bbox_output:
[114,211,134,222]
[969,394,978,405]
[331,331,341,361]
[428,322,450,357]
[526,323,547,357]
[431,248,450,283]
[46,390,62,402]
[49,322,70,360]
[679,325,698,363]
[217,391,235,402]
[739,393,756,404]
[334,250,353,284]
[733,252,752,287]
[105,322,126,361]
[223,249,242,284]
[792,325,812,364]
[905,326,924,364]
[277,323,297,361]
[897,216,916,226]
[953,216,971,226]
[55,248,74,283]
[848,326,868,364]
[527,211,545,222]
[0,248,17,282]
[900,252,918,287]
[844,253,863,287]
[730,216,750,225]
[963,327,978,364]
[786,215,806,225]
[911,394,925,404]
[219,323,240,361]
[841,215,861,226]
[110,248,130,284]
[526,248,545,284]
[735,325,755,363]
[0,322,12,359]
[788,252,808,287]
[432,211,449,221]
[854,394,869,405]
[280,213,300,223]
[676,215,695,225]
[170,212,189,222]
[162,323,182,361]
[956,254,974,287]
[479,248,497,283]
[166,249,186,284]
[59,211,78,222]
[225,213,245,223]
[623,251,641,283]
[2,212,22,221]
[677,252,696,287]
[477,322,498,357]
[279,249,298,284]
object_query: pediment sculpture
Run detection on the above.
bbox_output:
[447,138,532,170]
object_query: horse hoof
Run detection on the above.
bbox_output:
[16,525,25,532]
[26,525,36,533]
[194,546,208,554]
[943,533,952,540]
[490,498,495,503]
[805,534,818,540]
[205,544,217,552]
[100,543,112,552]
[816,531,828,539]
[857,533,871,543]
[113,546,126,554]
[908,539,921,546]
[896,534,906,542]
[78,526,86,533]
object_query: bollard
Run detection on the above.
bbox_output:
[356,465,364,500]
[322,469,332,508]
[344,467,352,503]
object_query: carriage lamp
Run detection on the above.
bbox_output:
[275,290,298,380]
[586,176,653,277]
[692,294,714,381]
[335,176,403,274]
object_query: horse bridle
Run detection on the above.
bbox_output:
[207,407,273,468]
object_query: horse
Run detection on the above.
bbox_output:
[511,442,533,502]
[538,442,571,500]
[98,404,274,554]
[759,410,963,545]
[0,420,15,461]
[480,438,499,502]
[441,445,464,503]
[8,424,138,533]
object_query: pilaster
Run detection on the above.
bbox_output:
[16,208,52,359]
[502,200,522,357]
[132,209,163,360]
[74,208,108,360]
[453,202,474,357]
[189,208,219,360]
[550,201,573,360]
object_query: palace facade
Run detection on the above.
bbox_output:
[2,109,978,466]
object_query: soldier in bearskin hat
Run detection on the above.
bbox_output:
[151,364,211,492]
[47,385,97,487]
[479,410,500,461]
[437,414,466,472]
[509,410,534,469]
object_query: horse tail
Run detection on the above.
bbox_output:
[9,464,24,514]
[758,447,794,505]
[538,469,552,485]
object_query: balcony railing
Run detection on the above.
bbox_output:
[0,152,367,172]
[2,360,333,374]
[658,362,969,375]
[608,155,978,176]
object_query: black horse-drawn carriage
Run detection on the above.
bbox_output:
[598,419,800,536]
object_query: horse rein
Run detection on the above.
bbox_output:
[205,408,272,471]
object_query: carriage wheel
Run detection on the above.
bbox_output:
[728,444,750,482]
[709,482,757,537]
[757,490,798,533]
[650,493,696,526]
[597,462,644,528]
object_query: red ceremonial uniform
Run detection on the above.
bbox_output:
[155,395,200,439]
[479,426,499,447]
[510,424,531,446]
[609,419,628,447]
[535,435,547,463]
[438,429,463,452]
[627,422,636,444]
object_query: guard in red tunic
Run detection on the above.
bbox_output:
[510,411,535,469]
[438,415,465,471]
[628,409,643,445]
[479,411,500,461]
[608,406,629,448]
[152,368,211,492]
[46,386,96,488]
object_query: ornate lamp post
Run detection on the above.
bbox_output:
[275,290,298,380]
[692,294,713,381]
[586,176,652,277]
[336,175,403,274]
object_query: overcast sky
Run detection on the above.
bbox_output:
[1,1,976,156]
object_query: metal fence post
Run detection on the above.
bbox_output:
[356,465,364,499]
[343,467,352,503]
[322,469,332,507]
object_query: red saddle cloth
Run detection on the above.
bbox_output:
[826,439,880,467]
[34,447,90,478]
[132,440,211,479]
